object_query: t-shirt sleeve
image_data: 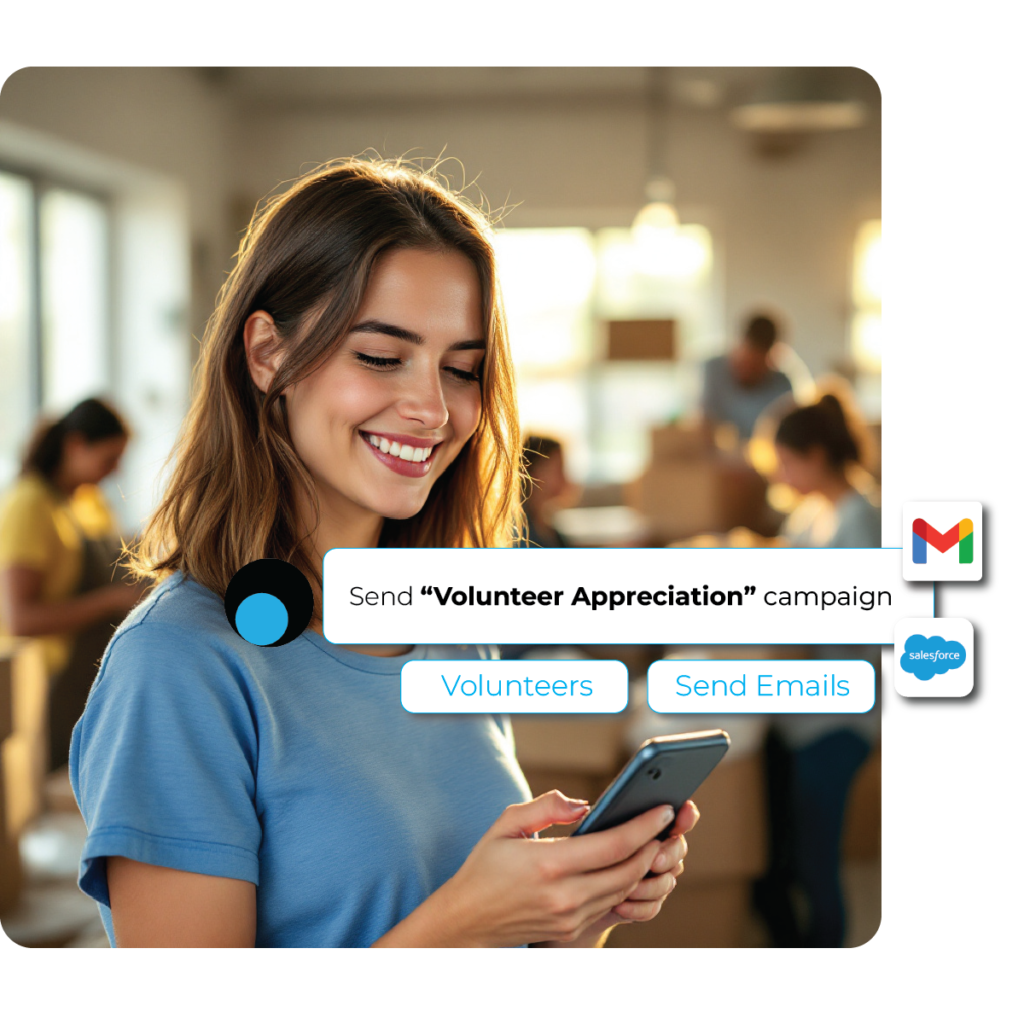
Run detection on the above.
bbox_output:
[0,485,53,571]
[69,619,262,907]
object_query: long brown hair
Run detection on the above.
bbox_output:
[129,158,521,604]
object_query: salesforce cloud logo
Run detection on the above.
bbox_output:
[900,634,967,681]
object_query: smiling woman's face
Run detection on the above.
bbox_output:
[279,246,485,526]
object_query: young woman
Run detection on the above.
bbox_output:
[753,393,879,946]
[0,397,140,769]
[69,159,698,948]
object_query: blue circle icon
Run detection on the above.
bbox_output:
[235,592,289,646]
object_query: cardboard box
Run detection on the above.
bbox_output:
[0,771,23,915]
[510,715,626,775]
[0,656,12,744]
[630,458,771,542]
[630,461,720,540]
[650,424,707,461]
[606,878,755,948]
[605,319,676,361]
[681,753,767,881]
[1,640,49,840]
[0,638,48,913]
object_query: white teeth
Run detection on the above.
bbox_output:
[366,434,435,463]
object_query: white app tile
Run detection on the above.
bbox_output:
[902,502,983,581]
[894,617,974,698]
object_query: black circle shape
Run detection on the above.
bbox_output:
[224,559,314,647]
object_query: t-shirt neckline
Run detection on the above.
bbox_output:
[300,629,427,674]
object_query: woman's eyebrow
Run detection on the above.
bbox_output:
[349,319,484,350]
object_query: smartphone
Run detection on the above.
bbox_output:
[573,730,730,839]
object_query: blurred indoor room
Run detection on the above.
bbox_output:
[0,66,880,948]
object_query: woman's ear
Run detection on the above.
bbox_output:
[244,311,284,394]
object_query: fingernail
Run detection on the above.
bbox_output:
[571,803,590,817]
[662,806,675,826]
[568,796,589,804]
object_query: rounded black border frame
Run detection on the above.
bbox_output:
[225,559,314,647]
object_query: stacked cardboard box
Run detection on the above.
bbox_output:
[0,640,49,915]
[627,425,774,544]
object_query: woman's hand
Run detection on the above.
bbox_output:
[541,800,700,948]
[372,791,676,948]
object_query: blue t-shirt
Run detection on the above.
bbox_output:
[69,575,532,947]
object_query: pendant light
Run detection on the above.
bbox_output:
[633,68,679,237]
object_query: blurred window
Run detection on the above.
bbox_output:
[0,170,112,484]
[496,224,715,484]
[0,171,35,482]
[851,219,881,373]
[40,189,111,411]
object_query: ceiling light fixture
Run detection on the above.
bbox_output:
[633,69,679,236]
[731,68,867,134]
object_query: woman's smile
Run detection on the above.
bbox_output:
[360,430,444,477]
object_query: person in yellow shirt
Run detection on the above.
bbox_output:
[0,397,142,769]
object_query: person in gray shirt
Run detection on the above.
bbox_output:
[702,313,793,442]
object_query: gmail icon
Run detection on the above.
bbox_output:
[902,502,983,582]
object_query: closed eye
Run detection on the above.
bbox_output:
[355,352,401,369]
[356,350,481,382]
[446,365,482,383]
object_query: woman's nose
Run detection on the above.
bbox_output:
[394,367,449,429]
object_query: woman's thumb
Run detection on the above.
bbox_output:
[493,790,590,838]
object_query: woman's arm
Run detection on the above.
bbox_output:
[104,796,695,948]
[373,792,685,948]
[0,565,142,637]
[106,857,257,947]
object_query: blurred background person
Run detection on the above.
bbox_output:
[752,391,880,947]
[775,392,880,550]
[519,435,575,548]
[702,312,793,446]
[0,397,141,771]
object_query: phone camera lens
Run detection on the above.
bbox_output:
[649,768,662,781]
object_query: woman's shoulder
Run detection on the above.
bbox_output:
[0,474,64,565]
[0,472,58,519]
[103,574,246,675]
[833,489,881,548]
